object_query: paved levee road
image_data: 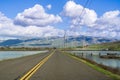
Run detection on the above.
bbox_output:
[31,50,112,80]
[0,51,50,80]
[0,50,113,80]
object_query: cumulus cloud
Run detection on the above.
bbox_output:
[63,1,97,27]
[63,1,120,39]
[46,4,52,10]
[77,10,120,38]
[0,12,12,25]
[90,10,120,38]
[0,1,120,39]
[14,4,62,27]
[0,4,64,39]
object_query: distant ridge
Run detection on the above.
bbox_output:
[0,36,118,48]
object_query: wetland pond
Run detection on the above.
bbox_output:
[0,50,48,61]
[68,51,120,69]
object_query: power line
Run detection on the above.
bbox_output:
[64,30,67,48]
[79,0,92,49]
[79,0,92,22]
[63,0,92,48]
[69,0,92,31]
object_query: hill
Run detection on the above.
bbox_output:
[86,41,120,50]
[0,36,118,48]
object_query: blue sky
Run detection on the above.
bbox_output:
[0,0,120,18]
[0,0,120,39]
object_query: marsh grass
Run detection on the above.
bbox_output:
[64,52,120,80]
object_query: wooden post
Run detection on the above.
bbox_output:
[82,53,83,57]
[91,53,93,56]
[99,53,101,56]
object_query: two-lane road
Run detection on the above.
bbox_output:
[30,50,112,80]
[0,50,113,80]
[0,51,50,80]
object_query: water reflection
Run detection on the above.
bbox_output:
[0,51,48,60]
[69,51,120,69]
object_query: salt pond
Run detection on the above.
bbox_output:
[0,50,48,60]
[69,51,120,69]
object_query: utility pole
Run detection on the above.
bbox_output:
[64,30,66,49]
[82,36,85,49]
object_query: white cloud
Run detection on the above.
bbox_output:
[14,4,62,27]
[63,1,97,27]
[0,9,64,39]
[63,1,83,17]
[102,10,120,19]
[0,4,64,39]
[0,1,120,39]
[46,4,52,10]
[63,1,120,39]
[0,12,12,24]
[91,10,120,38]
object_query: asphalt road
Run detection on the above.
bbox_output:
[0,51,50,80]
[0,50,113,80]
[31,50,112,80]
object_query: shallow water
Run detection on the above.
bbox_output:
[69,51,120,69]
[0,50,48,60]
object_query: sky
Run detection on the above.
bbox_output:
[0,0,120,39]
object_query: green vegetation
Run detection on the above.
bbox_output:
[0,41,120,51]
[76,41,120,50]
[0,47,51,51]
[60,41,120,51]
[65,52,120,80]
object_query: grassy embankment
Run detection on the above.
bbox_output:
[63,41,120,51]
[86,41,120,50]
[0,47,51,51]
[64,52,120,80]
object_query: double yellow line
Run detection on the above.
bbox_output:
[20,50,55,80]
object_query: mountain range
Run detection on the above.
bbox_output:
[0,36,118,48]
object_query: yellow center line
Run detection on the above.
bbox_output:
[20,50,55,80]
